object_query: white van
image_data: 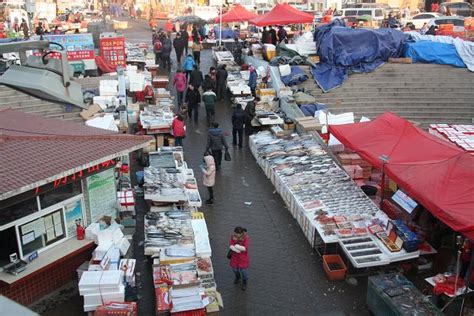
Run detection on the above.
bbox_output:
[335,8,385,23]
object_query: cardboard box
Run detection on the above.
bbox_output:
[80,104,102,120]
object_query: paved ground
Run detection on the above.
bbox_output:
[34,18,370,315]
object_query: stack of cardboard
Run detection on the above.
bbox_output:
[79,270,125,312]
[338,153,373,180]
[295,116,322,132]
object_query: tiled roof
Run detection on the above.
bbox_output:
[0,109,152,198]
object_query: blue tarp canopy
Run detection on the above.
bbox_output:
[403,41,466,68]
[312,20,406,92]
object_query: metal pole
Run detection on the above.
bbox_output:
[219,0,223,47]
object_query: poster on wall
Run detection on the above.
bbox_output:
[33,34,95,61]
[65,199,84,237]
[86,168,117,222]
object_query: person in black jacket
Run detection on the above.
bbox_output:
[173,33,185,64]
[185,84,201,123]
[216,64,228,101]
[202,74,214,91]
[244,99,257,135]
[206,122,229,170]
[189,65,203,90]
[269,26,277,46]
[180,27,189,55]
[261,26,269,44]
[161,35,172,71]
[231,104,246,148]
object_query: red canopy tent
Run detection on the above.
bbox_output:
[215,4,258,23]
[249,3,314,27]
[329,112,474,238]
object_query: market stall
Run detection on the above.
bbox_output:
[249,131,421,269]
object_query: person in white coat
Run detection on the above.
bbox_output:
[202,155,216,204]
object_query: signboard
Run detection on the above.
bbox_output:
[100,36,126,68]
[86,168,117,222]
[64,199,83,237]
[391,190,418,214]
[40,34,95,61]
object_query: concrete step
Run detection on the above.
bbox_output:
[306,87,474,94]
[315,96,474,103]
[0,94,36,103]
[331,105,474,112]
[332,110,474,118]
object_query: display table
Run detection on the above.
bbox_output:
[367,273,442,315]
[425,276,473,298]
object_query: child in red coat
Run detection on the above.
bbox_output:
[229,226,249,290]
[172,115,186,147]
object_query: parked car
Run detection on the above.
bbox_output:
[335,7,385,23]
[427,16,466,32]
[403,12,441,29]
[439,2,473,17]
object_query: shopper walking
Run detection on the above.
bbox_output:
[248,66,257,97]
[172,115,186,147]
[202,74,214,92]
[192,40,202,66]
[180,27,189,55]
[229,226,249,290]
[245,99,256,135]
[269,26,277,46]
[216,64,228,101]
[20,18,29,39]
[173,33,185,64]
[277,26,288,44]
[161,35,172,71]
[231,104,246,148]
[173,69,187,106]
[189,65,203,90]
[183,54,195,80]
[209,67,217,92]
[185,84,201,123]
[153,37,162,66]
[202,88,217,127]
[206,123,228,170]
[202,154,216,204]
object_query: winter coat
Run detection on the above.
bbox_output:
[245,101,256,119]
[173,73,187,92]
[161,38,172,56]
[183,55,195,71]
[248,70,257,89]
[206,128,228,151]
[185,89,201,106]
[189,69,203,88]
[202,90,217,111]
[202,155,216,187]
[173,38,185,54]
[192,42,202,52]
[216,68,228,85]
[202,77,214,91]
[172,117,186,137]
[232,108,246,129]
[230,235,249,269]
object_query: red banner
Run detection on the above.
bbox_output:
[100,36,126,68]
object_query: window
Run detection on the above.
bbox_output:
[19,209,66,257]
[39,181,82,210]
[375,9,383,17]
[345,10,357,16]
[414,14,434,19]
[0,195,38,226]
[0,227,19,266]
[357,10,373,16]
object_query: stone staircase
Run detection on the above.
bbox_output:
[298,63,474,129]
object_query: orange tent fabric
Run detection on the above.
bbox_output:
[215,4,258,23]
[249,3,314,27]
[329,112,474,238]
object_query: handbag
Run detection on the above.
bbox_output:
[226,249,232,259]
[224,149,231,161]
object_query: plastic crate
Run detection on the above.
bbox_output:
[322,254,347,281]
[171,308,206,316]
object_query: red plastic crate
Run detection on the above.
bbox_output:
[171,308,206,316]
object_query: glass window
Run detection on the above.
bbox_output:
[414,14,433,19]
[39,181,82,210]
[357,10,373,16]
[0,195,38,226]
[0,227,19,266]
[345,10,357,16]
[375,9,383,17]
[19,209,66,257]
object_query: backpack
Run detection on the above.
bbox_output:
[153,41,162,54]
[162,40,172,53]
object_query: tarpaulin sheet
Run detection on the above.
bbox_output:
[405,31,474,71]
[329,112,474,239]
[280,66,308,86]
[313,20,406,92]
[403,41,466,68]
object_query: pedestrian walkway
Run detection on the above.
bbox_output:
[177,50,368,315]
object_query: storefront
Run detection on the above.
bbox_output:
[0,109,151,306]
